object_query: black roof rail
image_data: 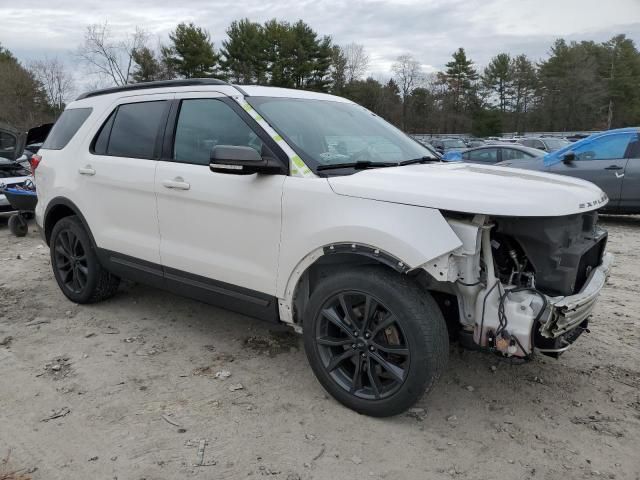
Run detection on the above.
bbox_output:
[75,78,234,100]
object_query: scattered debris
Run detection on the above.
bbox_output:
[446,415,458,422]
[161,415,181,428]
[406,407,427,421]
[243,330,299,356]
[123,335,145,344]
[88,456,98,462]
[350,455,362,465]
[41,356,72,380]
[25,319,50,327]
[100,326,120,335]
[203,345,215,352]
[214,370,231,379]
[312,445,325,461]
[228,383,244,392]
[191,439,216,467]
[41,407,70,422]
[0,336,12,347]
[465,385,475,392]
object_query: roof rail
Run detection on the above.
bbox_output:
[75,78,231,100]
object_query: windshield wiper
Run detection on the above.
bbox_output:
[316,160,398,171]
[397,156,440,166]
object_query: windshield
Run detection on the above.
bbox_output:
[248,97,437,171]
[543,138,570,150]
[442,139,466,148]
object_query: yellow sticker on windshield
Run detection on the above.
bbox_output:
[234,98,316,178]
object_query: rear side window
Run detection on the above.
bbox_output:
[42,108,92,150]
[92,101,167,159]
[463,148,498,163]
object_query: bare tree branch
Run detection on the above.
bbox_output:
[29,57,75,114]
[342,43,369,83]
[76,22,148,86]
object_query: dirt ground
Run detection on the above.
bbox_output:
[0,214,639,480]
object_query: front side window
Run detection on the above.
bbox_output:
[442,139,467,149]
[173,99,263,165]
[463,148,498,163]
[106,101,167,159]
[573,133,634,161]
[248,97,437,171]
[42,108,92,150]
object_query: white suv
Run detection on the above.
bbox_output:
[34,79,612,416]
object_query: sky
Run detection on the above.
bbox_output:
[1,0,640,86]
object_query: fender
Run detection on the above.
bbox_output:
[42,196,97,247]
[276,177,464,322]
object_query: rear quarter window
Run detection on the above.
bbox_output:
[41,108,93,150]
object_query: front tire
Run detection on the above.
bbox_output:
[303,266,448,417]
[8,214,28,237]
[50,215,120,303]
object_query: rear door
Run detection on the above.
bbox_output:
[618,133,640,213]
[547,132,634,209]
[155,92,287,316]
[76,94,171,275]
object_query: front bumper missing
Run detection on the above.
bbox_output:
[540,252,614,341]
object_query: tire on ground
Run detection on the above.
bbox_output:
[50,215,120,303]
[303,265,448,417]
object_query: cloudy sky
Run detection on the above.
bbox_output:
[2,0,640,81]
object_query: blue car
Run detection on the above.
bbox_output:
[498,127,640,214]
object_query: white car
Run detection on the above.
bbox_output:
[33,80,612,417]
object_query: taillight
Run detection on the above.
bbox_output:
[29,154,42,175]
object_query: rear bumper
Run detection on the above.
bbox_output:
[539,252,614,341]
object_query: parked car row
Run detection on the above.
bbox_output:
[439,128,639,214]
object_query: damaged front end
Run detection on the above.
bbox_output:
[424,211,613,359]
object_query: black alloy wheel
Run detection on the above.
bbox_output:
[53,228,89,294]
[315,291,410,400]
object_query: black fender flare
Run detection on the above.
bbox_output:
[43,197,97,248]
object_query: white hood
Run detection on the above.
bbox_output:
[328,162,608,217]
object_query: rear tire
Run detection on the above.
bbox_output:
[8,214,28,237]
[303,266,448,417]
[50,215,120,303]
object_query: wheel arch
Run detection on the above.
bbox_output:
[43,197,96,247]
[279,243,435,329]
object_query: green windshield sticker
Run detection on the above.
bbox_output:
[273,135,283,142]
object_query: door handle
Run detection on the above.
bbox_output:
[604,165,623,170]
[162,177,190,190]
[78,166,96,176]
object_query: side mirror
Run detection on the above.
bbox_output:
[562,151,576,165]
[210,145,283,175]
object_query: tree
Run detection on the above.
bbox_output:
[483,53,512,113]
[77,22,148,86]
[131,46,170,82]
[329,45,347,93]
[0,43,52,130]
[29,57,75,115]
[511,54,537,132]
[162,22,218,78]
[601,35,640,129]
[392,54,423,129]
[445,48,479,114]
[220,19,267,84]
[262,19,333,91]
[342,43,369,83]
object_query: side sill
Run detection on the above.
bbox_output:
[96,248,279,323]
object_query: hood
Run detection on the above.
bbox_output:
[328,162,607,217]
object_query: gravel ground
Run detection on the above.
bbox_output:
[0,214,639,480]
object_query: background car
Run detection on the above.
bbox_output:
[442,144,545,164]
[0,123,42,212]
[430,137,467,154]
[519,136,570,152]
[498,127,640,214]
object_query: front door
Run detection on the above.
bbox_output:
[547,132,635,210]
[155,93,287,317]
[619,133,640,213]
